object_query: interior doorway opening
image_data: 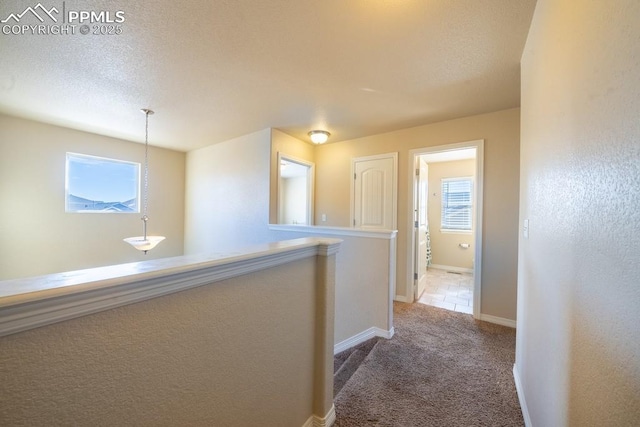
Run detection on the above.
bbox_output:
[277,154,314,225]
[408,140,484,318]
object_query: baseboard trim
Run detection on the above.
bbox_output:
[302,404,336,427]
[430,264,473,274]
[513,364,532,427]
[394,294,411,303]
[334,327,394,355]
[478,313,517,328]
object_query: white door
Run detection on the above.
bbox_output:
[414,157,428,300]
[353,154,397,229]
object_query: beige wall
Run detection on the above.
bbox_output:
[185,120,397,344]
[185,128,396,348]
[427,159,475,270]
[0,256,327,426]
[517,0,640,425]
[188,110,520,331]
[314,109,520,320]
[281,176,308,224]
[0,115,185,280]
[269,129,315,224]
[184,129,274,254]
[332,235,391,342]
[271,229,394,344]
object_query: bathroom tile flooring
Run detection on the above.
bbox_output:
[417,268,474,314]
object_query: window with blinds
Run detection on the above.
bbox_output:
[441,177,473,231]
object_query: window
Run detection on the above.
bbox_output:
[66,153,140,213]
[441,177,473,232]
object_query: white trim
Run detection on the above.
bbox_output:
[387,236,397,333]
[394,294,411,303]
[302,404,336,427]
[269,224,397,240]
[429,264,474,274]
[334,326,395,355]
[439,229,473,235]
[473,141,484,319]
[478,314,517,328]
[350,152,398,230]
[513,364,532,427]
[406,140,484,321]
[317,241,342,256]
[0,238,342,338]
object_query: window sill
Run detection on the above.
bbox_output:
[440,229,473,235]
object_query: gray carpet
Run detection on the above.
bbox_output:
[334,302,523,426]
[334,338,381,396]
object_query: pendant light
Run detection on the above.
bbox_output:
[123,109,165,254]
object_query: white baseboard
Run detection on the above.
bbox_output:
[513,364,532,427]
[394,294,411,303]
[430,264,473,274]
[478,313,517,328]
[302,404,336,427]
[334,327,394,355]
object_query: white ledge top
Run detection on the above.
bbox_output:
[0,237,341,308]
[268,224,398,239]
[0,238,342,337]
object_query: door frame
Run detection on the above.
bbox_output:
[350,152,398,229]
[277,152,315,225]
[414,157,429,300]
[407,140,484,319]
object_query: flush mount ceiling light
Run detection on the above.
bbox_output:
[124,109,166,254]
[308,130,330,144]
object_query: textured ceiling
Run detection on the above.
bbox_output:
[0,0,537,151]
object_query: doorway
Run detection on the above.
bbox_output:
[408,140,483,318]
[277,154,314,225]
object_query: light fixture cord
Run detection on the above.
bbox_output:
[142,111,150,240]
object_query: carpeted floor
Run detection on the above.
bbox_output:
[334,302,523,426]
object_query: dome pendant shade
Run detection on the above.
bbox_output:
[124,236,166,253]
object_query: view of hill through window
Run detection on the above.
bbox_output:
[65,153,140,213]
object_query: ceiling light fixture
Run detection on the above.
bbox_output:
[124,109,166,254]
[308,130,330,144]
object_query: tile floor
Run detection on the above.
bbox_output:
[417,268,474,314]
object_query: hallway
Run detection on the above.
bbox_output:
[417,267,473,314]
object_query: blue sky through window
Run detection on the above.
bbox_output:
[66,153,140,212]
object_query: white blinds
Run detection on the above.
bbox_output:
[441,178,473,231]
